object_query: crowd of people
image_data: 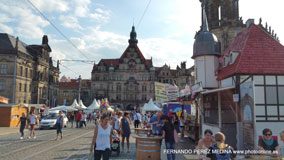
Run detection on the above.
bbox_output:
[16,109,284,160]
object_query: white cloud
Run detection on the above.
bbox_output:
[0,1,49,39]
[0,13,14,23]
[59,15,83,30]
[28,0,69,12]
[0,24,13,34]
[74,0,91,17]
[139,38,194,68]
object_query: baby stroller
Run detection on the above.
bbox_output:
[111,131,120,156]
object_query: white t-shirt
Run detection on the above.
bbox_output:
[29,115,37,125]
[114,117,121,130]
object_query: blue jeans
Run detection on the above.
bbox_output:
[57,124,62,134]
[165,142,175,160]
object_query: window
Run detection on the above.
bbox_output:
[63,91,68,96]
[24,84,27,92]
[0,80,5,90]
[20,66,23,76]
[0,64,7,74]
[117,84,121,91]
[30,69,33,78]
[19,83,22,91]
[25,68,28,77]
[223,57,226,67]
[30,84,32,92]
[255,75,284,121]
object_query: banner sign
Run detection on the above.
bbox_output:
[154,82,167,101]
[166,84,179,101]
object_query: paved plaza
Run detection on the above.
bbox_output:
[0,123,196,160]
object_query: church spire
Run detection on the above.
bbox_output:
[202,5,209,32]
[128,25,138,45]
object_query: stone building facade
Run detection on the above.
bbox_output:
[0,34,60,106]
[91,26,194,110]
[58,79,91,106]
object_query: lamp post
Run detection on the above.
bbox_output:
[77,75,82,103]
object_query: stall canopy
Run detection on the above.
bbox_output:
[142,99,161,113]
[78,100,87,109]
[70,99,79,108]
[50,105,78,111]
[87,99,100,110]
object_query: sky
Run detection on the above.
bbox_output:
[0,0,283,79]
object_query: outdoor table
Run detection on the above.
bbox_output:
[134,128,152,135]
[133,134,163,160]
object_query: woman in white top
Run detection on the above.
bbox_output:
[90,113,112,160]
[28,111,38,139]
[196,129,214,160]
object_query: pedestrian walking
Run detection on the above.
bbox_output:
[28,111,38,139]
[56,110,64,140]
[161,115,175,160]
[114,111,123,135]
[90,113,112,160]
[179,113,185,137]
[76,111,82,128]
[16,113,27,139]
[120,112,131,153]
[80,112,87,128]
[69,112,75,128]
[172,113,179,133]
[133,111,141,128]
[88,113,92,124]
[206,132,236,160]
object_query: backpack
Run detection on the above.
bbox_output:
[212,145,231,160]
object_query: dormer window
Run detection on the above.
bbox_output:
[229,51,239,64]
[223,57,226,67]
[230,53,233,64]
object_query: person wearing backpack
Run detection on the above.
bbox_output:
[206,132,236,160]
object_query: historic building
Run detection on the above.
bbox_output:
[58,79,91,106]
[192,1,284,150]
[0,34,60,106]
[199,0,245,52]
[91,26,194,110]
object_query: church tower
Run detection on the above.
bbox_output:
[192,7,220,89]
[199,0,245,52]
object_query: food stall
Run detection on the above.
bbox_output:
[0,104,46,127]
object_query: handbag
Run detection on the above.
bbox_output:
[87,152,94,160]
[174,129,179,144]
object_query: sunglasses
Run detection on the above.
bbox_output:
[264,133,272,136]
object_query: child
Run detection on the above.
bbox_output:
[112,130,120,141]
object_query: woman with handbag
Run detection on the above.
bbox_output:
[56,110,64,140]
[90,113,112,160]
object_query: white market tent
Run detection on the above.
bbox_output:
[142,98,161,113]
[78,100,87,109]
[87,99,100,110]
[50,105,78,111]
[70,99,79,107]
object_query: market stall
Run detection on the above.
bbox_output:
[142,99,161,114]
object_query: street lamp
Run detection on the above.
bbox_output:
[77,75,82,103]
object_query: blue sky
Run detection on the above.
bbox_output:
[0,0,283,79]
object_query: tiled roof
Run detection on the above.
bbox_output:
[59,79,91,89]
[217,24,284,80]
